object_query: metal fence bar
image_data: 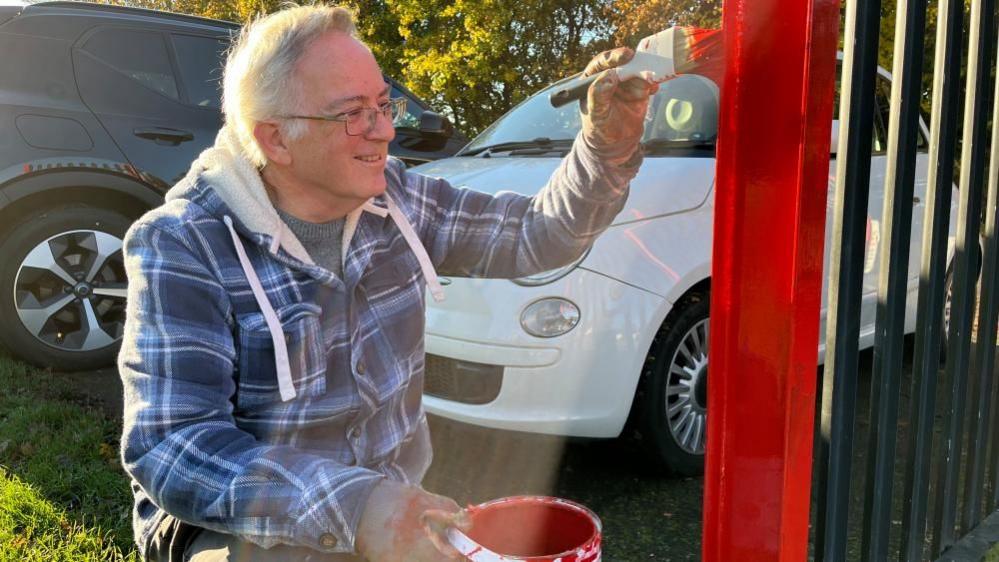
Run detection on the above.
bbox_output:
[813,0,881,557]
[858,0,930,555]
[896,0,965,554]
[964,53,999,527]
[932,0,997,551]
[986,30,999,513]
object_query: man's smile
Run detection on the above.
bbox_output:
[355,153,385,165]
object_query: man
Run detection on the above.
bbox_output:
[119,5,656,561]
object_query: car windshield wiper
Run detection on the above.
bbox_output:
[642,138,717,153]
[460,138,573,157]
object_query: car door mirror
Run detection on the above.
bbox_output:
[419,110,454,139]
[830,120,839,155]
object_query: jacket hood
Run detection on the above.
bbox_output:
[165,125,380,267]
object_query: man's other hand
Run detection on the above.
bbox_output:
[580,47,659,163]
[356,479,470,561]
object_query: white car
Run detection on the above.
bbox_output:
[413,68,956,475]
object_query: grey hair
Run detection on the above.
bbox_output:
[222,4,359,167]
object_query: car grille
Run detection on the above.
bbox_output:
[423,354,503,404]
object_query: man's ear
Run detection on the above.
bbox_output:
[253,121,293,166]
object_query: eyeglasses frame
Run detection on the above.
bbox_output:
[277,97,408,136]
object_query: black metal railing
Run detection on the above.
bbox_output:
[813,0,998,555]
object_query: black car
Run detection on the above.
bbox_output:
[0,1,467,370]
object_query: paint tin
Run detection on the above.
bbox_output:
[447,496,601,561]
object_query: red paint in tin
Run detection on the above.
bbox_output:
[447,496,601,561]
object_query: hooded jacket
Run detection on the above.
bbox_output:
[118,126,638,557]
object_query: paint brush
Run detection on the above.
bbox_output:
[549,26,724,108]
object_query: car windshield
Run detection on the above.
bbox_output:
[462,73,721,155]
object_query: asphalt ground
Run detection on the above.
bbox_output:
[424,418,703,560]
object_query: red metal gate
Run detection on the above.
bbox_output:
[703,0,840,558]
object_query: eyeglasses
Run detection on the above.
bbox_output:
[278,98,408,136]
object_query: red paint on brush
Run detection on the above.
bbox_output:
[678,28,725,85]
[635,27,725,85]
[460,496,601,561]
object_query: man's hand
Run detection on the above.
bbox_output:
[580,47,659,163]
[356,479,471,561]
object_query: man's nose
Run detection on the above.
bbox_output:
[365,110,396,141]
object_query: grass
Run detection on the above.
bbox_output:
[986,542,999,562]
[0,353,137,561]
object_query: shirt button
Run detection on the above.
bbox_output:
[319,533,338,548]
[356,361,366,375]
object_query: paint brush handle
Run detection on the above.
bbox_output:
[549,27,723,109]
[548,51,676,108]
[549,75,598,108]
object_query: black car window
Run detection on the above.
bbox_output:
[645,74,719,143]
[390,86,423,129]
[82,29,178,101]
[172,34,228,109]
[872,79,891,154]
[875,77,928,152]
[833,67,924,155]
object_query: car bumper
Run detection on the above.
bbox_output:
[423,269,667,438]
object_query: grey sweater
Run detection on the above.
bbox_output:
[277,208,346,278]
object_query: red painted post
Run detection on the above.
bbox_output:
[701,0,840,558]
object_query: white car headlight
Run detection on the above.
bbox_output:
[510,248,589,287]
[520,298,580,338]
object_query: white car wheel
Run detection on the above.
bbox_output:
[633,291,710,476]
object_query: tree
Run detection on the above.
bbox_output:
[387,0,612,134]
[346,0,407,78]
[608,0,721,45]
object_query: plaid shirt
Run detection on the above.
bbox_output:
[119,132,638,557]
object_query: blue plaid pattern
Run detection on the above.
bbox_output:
[119,135,638,556]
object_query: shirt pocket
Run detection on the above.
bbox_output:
[362,256,426,359]
[234,302,326,410]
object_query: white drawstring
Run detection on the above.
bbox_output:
[382,195,445,303]
[220,196,442,404]
[223,215,297,402]
[360,200,389,218]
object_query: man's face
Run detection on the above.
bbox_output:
[285,32,395,206]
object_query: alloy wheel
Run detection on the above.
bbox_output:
[13,229,127,352]
[665,318,709,455]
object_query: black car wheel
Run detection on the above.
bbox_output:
[941,241,983,362]
[0,205,131,370]
[942,266,953,353]
[633,292,710,476]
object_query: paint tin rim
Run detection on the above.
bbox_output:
[448,495,602,561]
